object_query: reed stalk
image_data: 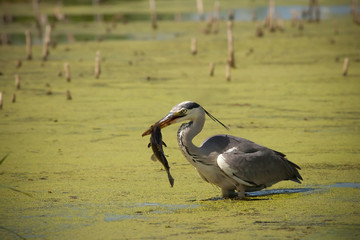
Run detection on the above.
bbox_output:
[191,37,197,55]
[64,63,71,82]
[342,58,349,76]
[25,29,32,60]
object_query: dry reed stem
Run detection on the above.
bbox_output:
[66,90,72,100]
[25,29,32,60]
[16,59,22,68]
[64,63,71,82]
[15,74,20,90]
[149,0,157,29]
[42,25,51,61]
[209,62,215,76]
[256,24,264,37]
[227,21,235,68]
[212,1,220,34]
[203,14,213,34]
[95,50,101,79]
[226,61,231,81]
[191,37,197,55]
[342,58,349,76]
[0,92,3,109]
[196,0,204,20]
[265,0,275,32]
[291,10,299,27]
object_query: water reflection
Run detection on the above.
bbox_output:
[184,5,354,21]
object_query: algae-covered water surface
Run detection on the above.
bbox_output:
[1,1,360,239]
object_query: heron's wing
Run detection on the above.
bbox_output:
[217,146,302,187]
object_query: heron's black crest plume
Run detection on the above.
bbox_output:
[204,109,229,130]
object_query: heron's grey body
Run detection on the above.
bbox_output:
[143,101,302,199]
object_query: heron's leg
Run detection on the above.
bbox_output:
[221,188,237,199]
[236,184,246,199]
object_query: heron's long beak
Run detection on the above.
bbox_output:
[141,112,180,137]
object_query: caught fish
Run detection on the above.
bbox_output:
[147,124,174,187]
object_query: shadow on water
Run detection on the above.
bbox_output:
[197,188,316,202]
[246,187,315,197]
[199,183,360,201]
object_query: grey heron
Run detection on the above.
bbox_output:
[142,101,303,199]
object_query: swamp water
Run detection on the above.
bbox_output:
[1,8,360,240]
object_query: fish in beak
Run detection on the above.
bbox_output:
[142,112,182,137]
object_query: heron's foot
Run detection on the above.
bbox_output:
[233,184,246,200]
[222,186,248,200]
[236,191,246,200]
[222,193,247,200]
[221,189,238,199]
[221,189,246,200]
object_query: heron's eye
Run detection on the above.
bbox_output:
[180,109,187,115]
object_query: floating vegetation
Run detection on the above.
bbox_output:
[0,0,359,239]
[0,153,33,198]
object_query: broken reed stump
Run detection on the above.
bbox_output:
[64,63,71,82]
[16,59,22,68]
[94,50,101,79]
[191,37,197,55]
[25,29,32,60]
[15,74,20,89]
[226,61,231,81]
[149,0,157,30]
[256,24,264,37]
[227,20,235,68]
[42,24,51,61]
[12,93,16,103]
[66,90,72,100]
[209,62,215,76]
[342,58,349,76]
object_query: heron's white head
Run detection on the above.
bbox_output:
[142,101,228,137]
[167,101,204,122]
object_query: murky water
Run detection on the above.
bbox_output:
[3,5,358,45]
[185,5,356,21]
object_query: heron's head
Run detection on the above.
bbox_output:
[142,101,228,137]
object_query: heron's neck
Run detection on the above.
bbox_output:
[177,114,205,162]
